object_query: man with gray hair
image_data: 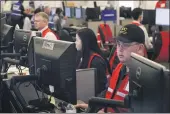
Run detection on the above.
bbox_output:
[34,12,59,40]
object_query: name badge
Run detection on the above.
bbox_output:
[108,87,113,93]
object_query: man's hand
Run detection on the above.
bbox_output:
[97,109,105,113]
[74,103,88,109]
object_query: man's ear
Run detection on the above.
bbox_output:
[137,44,145,56]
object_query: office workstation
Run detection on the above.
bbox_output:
[0,0,170,113]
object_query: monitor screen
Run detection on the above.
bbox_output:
[33,37,77,104]
[75,8,81,19]
[129,53,169,112]
[156,8,169,26]
[65,7,71,17]
[76,68,96,103]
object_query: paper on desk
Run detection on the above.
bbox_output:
[8,66,29,75]
[48,95,56,105]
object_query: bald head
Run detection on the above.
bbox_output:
[34,12,49,30]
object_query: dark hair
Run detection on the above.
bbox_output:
[132,8,143,20]
[34,8,42,14]
[77,28,109,69]
[56,8,62,15]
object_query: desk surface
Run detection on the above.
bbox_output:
[3,79,63,113]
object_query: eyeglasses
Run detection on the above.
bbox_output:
[116,40,139,49]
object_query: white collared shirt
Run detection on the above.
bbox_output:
[132,21,153,49]
[39,26,57,41]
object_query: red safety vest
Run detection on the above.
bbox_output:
[155,1,166,8]
[109,49,118,71]
[97,24,113,48]
[105,63,129,113]
[88,53,110,79]
[132,21,141,26]
[42,28,60,40]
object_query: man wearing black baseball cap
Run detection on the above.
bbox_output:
[75,24,145,113]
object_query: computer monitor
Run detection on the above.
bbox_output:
[1,16,6,33]
[33,37,77,104]
[156,8,169,26]
[120,7,132,18]
[75,8,82,19]
[76,68,97,103]
[1,24,14,53]
[128,53,170,113]
[86,7,101,21]
[142,10,156,25]
[14,29,32,54]
[65,7,71,18]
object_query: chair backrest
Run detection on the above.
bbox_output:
[97,23,113,44]
[58,29,74,42]
[153,31,170,62]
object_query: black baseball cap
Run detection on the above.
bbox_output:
[116,24,145,44]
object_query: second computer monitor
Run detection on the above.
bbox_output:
[33,37,77,104]
[129,53,170,113]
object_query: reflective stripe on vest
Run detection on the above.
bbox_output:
[42,28,59,40]
[105,63,129,112]
[88,53,110,78]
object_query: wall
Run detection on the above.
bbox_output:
[141,1,157,9]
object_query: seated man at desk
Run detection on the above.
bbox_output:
[34,12,59,40]
[75,24,145,113]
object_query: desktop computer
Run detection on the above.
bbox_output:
[128,53,170,113]
[33,37,77,104]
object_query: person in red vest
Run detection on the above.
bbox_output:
[34,12,59,40]
[75,24,145,113]
[131,8,152,50]
[75,28,111,95]
[155,0,167,8]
